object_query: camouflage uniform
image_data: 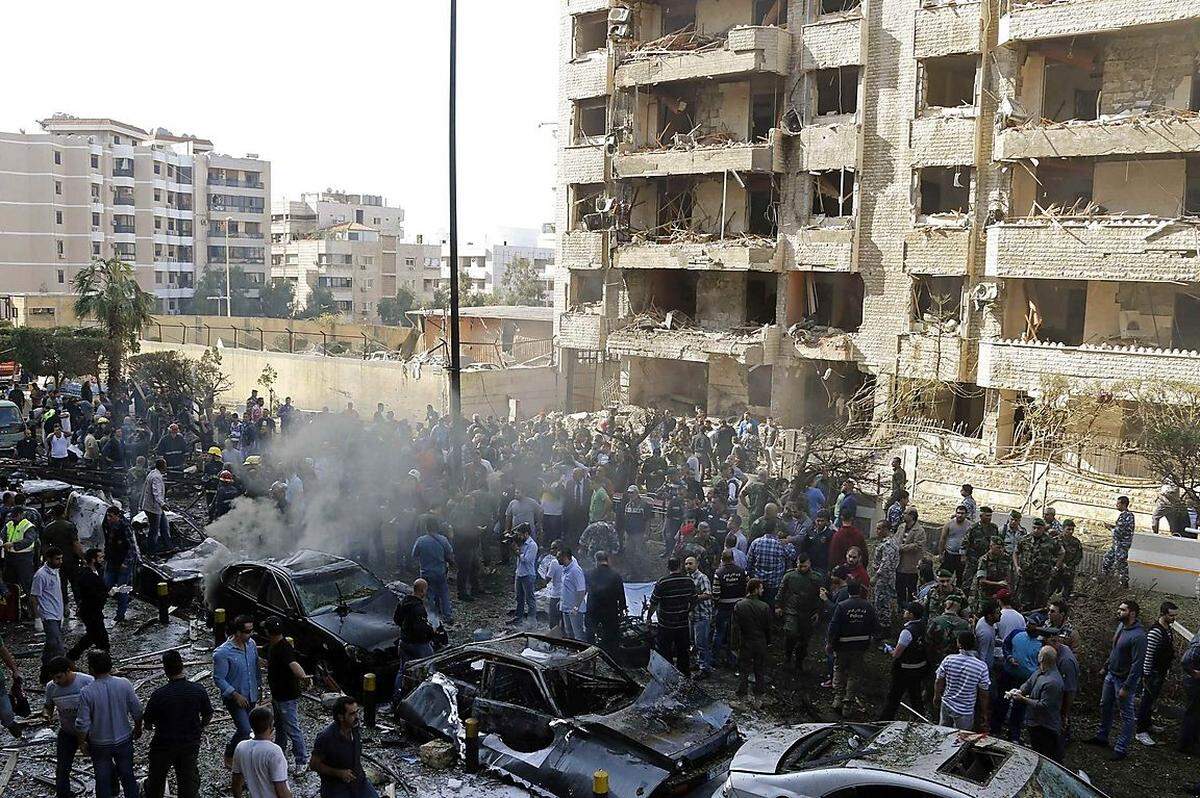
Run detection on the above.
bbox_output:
[972,551,1011,613]
[962,521,998,573]
[872,534,901,631]
[1048,533,1083,598]
[1015,532,1062,611]
[1101,509,1136,587]
[927,609,971,666]
[579,521,619,567]
[923,582,958,622]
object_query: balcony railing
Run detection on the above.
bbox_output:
[113,195,135,206]
[979,338,1200,395]
[113,225,136,234]
[112,168,134,178]
[207,177,265,189]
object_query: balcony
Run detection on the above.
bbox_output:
[914,1,981,58]
[898,332,965,382]
[614,239,779,271]
[113,195,135,207]
[787,329,861,362]
[607,322,768,365]
[910,114,977,167]
[979,338,1200,394]
[563,144,606,184]
[985,219,1200,282]
[558,312,609,350]
[561,230,607,269]
[789,227,856,271]
[113,225,136,234]
[904,227,970,275]
[999,0,1200,45]
[564,50,610,101]
[616,26,790,88]
[797,123,858,171]
[614,133,782,178]
[800,16,862,71]
[995,113,1200,161]
[112,167,134,178]
[207,177,264,189]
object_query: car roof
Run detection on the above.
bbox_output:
[228,549,366,580]
[735,722,1042,798]
[437,632,611,670]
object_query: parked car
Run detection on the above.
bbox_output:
[0,401,24,451]
[213,550,407,692]
[716,721,1110,798]
[131,511,230,608]
[397,633,739,798]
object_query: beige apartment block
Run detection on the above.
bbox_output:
[554,0,1200,469]
[0,115,269,314]
[271,224,386,322]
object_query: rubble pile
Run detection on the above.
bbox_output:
[621,25,724,62]
[786,320,847,344]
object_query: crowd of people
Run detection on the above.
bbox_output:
[3,376,1200,795]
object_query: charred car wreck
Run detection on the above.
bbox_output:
[396,633,739,798]
[215,550,411,692]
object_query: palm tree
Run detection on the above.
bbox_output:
[72,257,155,393]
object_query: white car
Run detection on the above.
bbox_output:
[716,722,1108,798]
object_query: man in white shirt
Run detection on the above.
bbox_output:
[558,548,587,641]
[934,631,992,731]
[47,428,71,464]
[537,540,563,631]
[232,707,291,798]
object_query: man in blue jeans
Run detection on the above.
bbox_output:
[411,515,454,624]
[264,618,310,769]
[513,524,538,628]
[213,614,261,766]
[77,650,143,798]
[100,507,137,623]
[1087,599,1147,760]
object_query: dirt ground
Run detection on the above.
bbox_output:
[7,541,1192,798]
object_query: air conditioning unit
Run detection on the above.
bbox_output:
[608,7,631,22]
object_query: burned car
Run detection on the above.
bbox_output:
[214,550,407,691]
[717,721,1110,798]
[131,511,231,608]
[397,633,739,798]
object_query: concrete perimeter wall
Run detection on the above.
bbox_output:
[137,341,559,422]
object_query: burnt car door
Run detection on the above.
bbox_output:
[221,564,267,620]
[474,661,557,752]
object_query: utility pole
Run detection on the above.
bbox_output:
[447,0,463,483]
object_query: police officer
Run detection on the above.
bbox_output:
[1101,495,1136,588]
[881,602,929,721]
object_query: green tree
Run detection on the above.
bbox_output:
[72,257,155,392]
[300,286,338,319]
[127,346,232,417]
[259,279,295,319]
[498,257,547,305]
[428,276,493,309]
[378,287,417,325]
[190,265,258,316]
[0,327,104,387]
[194,347,233,414]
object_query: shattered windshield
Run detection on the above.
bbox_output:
[780,724,883,772]
[545,652,640,716]
[293,564,384,615]
[0,406,18,427]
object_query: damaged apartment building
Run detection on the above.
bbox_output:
[553,0,1200,459]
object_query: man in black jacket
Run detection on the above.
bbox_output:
[68,548,109,660]
[827,580,878,716]
[585,551,626,653]
[143,650,213,798]
[393,578,437,691]
[1137,600,1179,746]
[880,602,929,721]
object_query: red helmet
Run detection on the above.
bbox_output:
[219,470,235,483]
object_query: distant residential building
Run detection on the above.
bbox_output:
[0,114,270,314]
[436,226,556,302]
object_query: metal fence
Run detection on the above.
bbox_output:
[143,321,399,358]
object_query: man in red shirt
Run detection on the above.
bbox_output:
[830,511,868,573]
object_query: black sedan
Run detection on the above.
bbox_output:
[213,550,407,692]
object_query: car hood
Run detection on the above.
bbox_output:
[579,651,736,761]
[729,723,835,774]
[145,537,231,580]
[307,589,402,652]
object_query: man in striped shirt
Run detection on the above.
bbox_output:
[747,526,796,607]
[1136,601,1179,746]
[934,631,991,731]
[650,558,697,677]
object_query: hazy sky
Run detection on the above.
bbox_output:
[1,1,560,241]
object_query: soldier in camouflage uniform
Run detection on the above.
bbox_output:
[927,593,971,668]
[1048,519,1083,599]
[1101,495,1136,588]
[1013,518,1063,611]
[923,570,958,621]
[579,520,619,568]
[962,506,998,578]
[973,536,1012,614]
[871,520,901,632]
